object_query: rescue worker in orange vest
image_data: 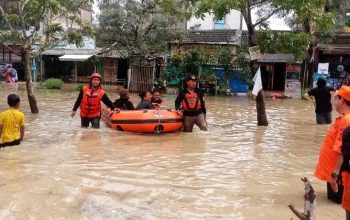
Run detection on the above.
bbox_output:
[175,76,207,132]
[314,85,350,204]
[71,73,118,128]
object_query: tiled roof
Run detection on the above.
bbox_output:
[319,43,350,50]
[258,53,297,63]
[184,30,239,45]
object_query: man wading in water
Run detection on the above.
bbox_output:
[314,85,350,204]
[175,76,207,132]
[303,77,335,124]
[71,73,118,129]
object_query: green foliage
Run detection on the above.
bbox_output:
[166,48,250,90]
[75,83,85,91]
[218,47,233,83]
[164,49,205,86]
[0,0,94,55]
[97,0,185,59]
[81,23,95,36]
[67,30,84,47]
[257,30,311,61]
[44,78,64,89]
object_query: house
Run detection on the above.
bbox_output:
[315,34,350,88]
[39,6,98,82]
[41,43,98,83]
[95,50,129,87]
[0,5,95,83]
[255,53,301,93]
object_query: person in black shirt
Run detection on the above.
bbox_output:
[175,76,207,132]
[303,77,335,124]
[114,88,134,110]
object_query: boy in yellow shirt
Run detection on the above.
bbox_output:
[0,94,24,148]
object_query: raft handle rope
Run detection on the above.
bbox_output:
[154,109,162,135]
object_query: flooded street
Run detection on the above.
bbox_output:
[0,83,345,219]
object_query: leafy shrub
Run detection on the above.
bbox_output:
[75,83,85,91]
[44,78,64,89]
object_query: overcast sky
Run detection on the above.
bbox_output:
[92,0,290,30]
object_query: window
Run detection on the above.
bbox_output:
[214,19,225,29]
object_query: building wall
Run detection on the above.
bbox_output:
[51,9,92,31]
[0,45,22,63]
[187,10,242,30]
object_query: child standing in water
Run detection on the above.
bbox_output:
[0,94,25,148]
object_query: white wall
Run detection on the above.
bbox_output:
[187,10,242,30]
[187,9,291,31]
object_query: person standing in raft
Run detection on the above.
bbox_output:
[0,94,25,148]
[71,73,118,129]
[113,88,134,110]
[303,77,335,124]
[314,85,350,204]
[151,91,162,105]
[175,76,207,132]
[135,91,155,110]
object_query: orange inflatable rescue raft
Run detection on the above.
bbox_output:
[101,108,183,133]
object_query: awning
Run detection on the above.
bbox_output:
[58,55,93,61]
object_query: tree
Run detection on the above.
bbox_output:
[165,49,206,89]
[193,0,285,126]
[0,0,93,113]
[217,47,233,86]
[96,0,186,62]
[277,0,337,90]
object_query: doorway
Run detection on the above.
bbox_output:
[273,63,286,91]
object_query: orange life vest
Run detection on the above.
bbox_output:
[314,111,350,181]
[80,85,105,118]
[182,91,201,111]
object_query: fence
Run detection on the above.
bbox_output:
[129,65,154,93]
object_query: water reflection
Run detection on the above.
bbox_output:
[0,84,344,219]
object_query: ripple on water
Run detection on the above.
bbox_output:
[0,86,342,219]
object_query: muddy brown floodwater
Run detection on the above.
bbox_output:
[0,83,345,219]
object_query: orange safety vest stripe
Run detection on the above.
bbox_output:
[182,92,201,111]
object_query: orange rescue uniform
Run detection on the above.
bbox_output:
[315,110,350,181]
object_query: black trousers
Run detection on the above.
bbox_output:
[81,117,100,129]
[327,182,344,204]
[0,139,21,148]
